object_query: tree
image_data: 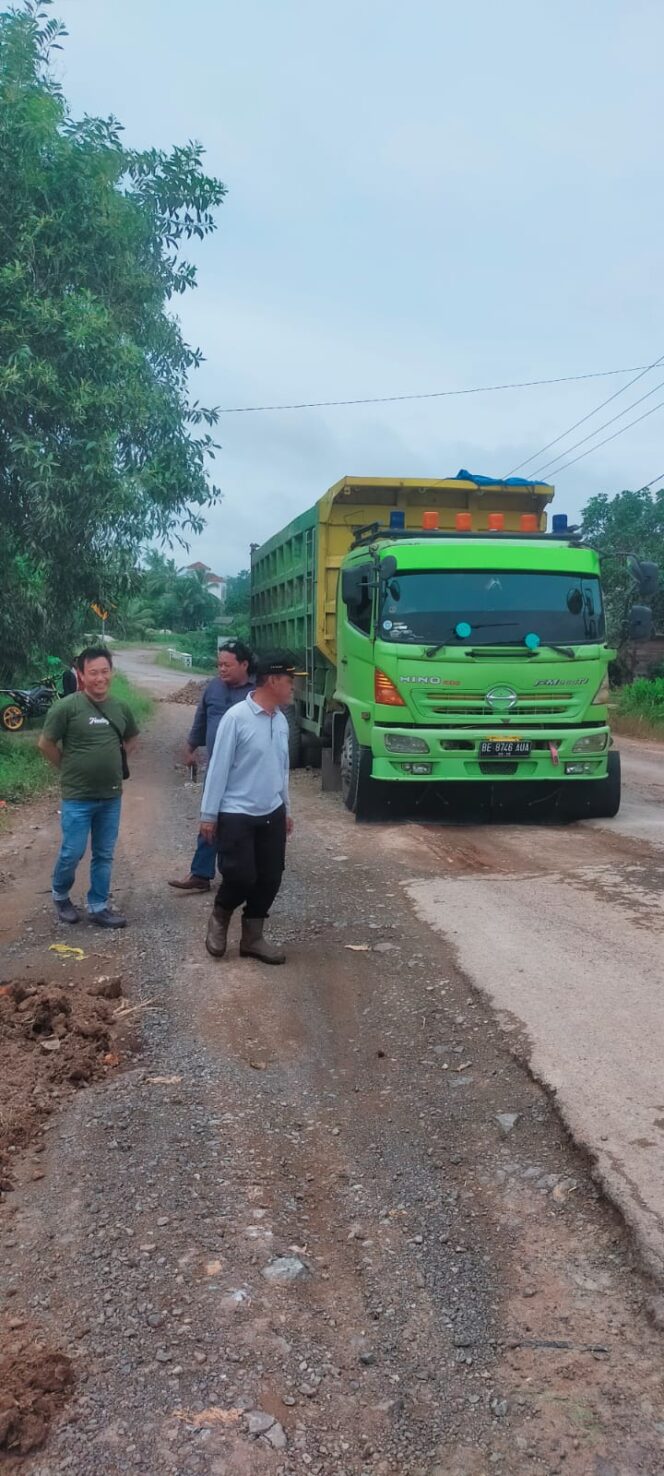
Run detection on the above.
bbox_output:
[0,1,227,679]
[222,568,251,640]
[225,570,250,616]
[580,486,664,640]
[111,551,219,636]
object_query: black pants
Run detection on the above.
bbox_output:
[214,806,286,919]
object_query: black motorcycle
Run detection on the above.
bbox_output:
[0,678,59,733]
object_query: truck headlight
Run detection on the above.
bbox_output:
[384,735,430,754]
[592,677,610,705]
[572,733,609,753]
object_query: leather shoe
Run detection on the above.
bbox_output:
[168,874,211,892]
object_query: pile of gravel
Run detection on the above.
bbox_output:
[165,680,206,705]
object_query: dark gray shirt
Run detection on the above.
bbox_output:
[187,677,254,758]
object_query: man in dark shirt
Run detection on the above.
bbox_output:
[169,640,254,892]
[39,647,139,929]
[60,661,78,696]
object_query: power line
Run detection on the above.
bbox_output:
[537,396,664,479]
[217,363,651,415]
[638,469,664,491]
[535,375,664,480]
[505,351,664,476]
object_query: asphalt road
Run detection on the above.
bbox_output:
[400,733,664,1280]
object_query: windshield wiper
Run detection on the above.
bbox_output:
[426,636,577,659]
[537,643,576,660]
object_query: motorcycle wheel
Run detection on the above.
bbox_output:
[1,704,26,732]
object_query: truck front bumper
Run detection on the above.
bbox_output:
[371,725,611,782]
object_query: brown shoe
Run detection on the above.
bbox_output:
[240,917,286,965]
[206,907,233,958]
[169,874,211,892]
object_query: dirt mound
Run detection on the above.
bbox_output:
[0,976,119,1192]
[165,679,206,705]
[0,1344,74,1459]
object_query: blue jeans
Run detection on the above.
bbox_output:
[52,797,122,914]
[191,830,217,880]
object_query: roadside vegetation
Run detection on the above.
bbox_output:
[0,732,56,805]
[0,2,226,684]
[111,559,250,646]
[109,673,154,726]
[613,676,664,740]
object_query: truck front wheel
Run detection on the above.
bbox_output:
[562,749,621,820]
[340,719,375,817]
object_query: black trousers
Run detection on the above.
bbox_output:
[214,806,286,919]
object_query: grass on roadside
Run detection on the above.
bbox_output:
[0,733,56,804]
[612,677,664,741]
[111,672,155,724]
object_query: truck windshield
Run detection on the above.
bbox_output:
[380,570,605,646]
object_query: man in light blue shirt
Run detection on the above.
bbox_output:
[199,650,300,965]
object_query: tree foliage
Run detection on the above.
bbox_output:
[0,1,226,679]
[112,551,220,637]
[580,486,664,639]
[224,569,250,617]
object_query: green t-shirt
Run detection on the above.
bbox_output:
[42,693,139,800]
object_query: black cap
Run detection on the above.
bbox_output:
[255,649,306,680]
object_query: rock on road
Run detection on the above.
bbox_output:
[0,668,663,1475]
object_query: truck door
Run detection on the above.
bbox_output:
[338,561,375,709]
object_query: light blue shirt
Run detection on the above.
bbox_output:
[200,694,290,821]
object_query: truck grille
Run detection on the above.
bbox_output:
[413,690,580,724]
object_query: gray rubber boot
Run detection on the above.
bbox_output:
[240,917,286,965]
[205,907,233,959]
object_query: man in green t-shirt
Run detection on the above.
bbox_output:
[39,647,139,929]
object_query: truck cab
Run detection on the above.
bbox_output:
[335,519,617,819]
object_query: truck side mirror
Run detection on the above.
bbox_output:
[628,605,654,641]
[627,556,660,600]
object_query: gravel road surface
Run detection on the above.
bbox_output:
[1,690,663,1475]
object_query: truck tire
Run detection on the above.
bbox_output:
[286,705,303,769]
[340,719,377,817]
[563,750,621,820]
[301,735,322,770]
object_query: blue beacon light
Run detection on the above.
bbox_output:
[552,513,568,533]
[389,510,405,530]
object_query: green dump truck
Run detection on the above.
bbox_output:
[250,473,620,817]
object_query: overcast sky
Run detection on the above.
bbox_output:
[58,0,664,574]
